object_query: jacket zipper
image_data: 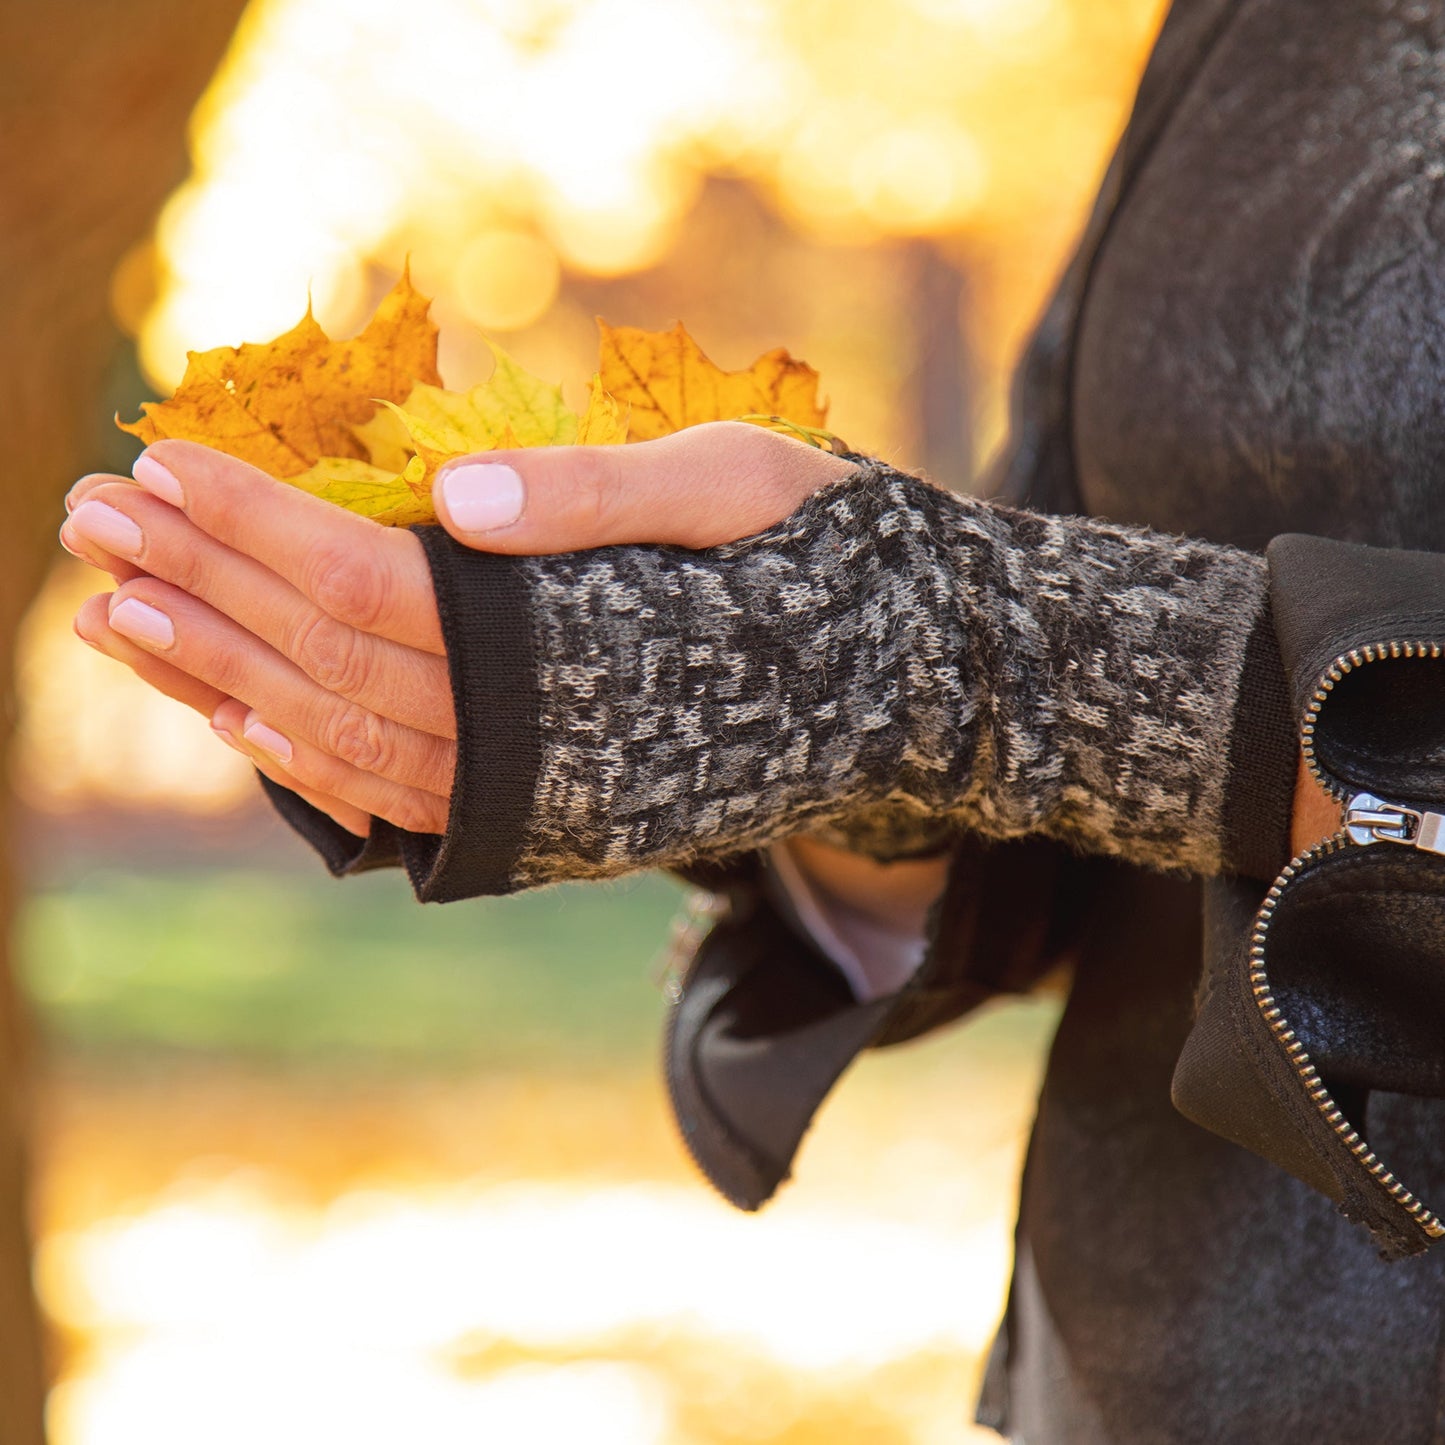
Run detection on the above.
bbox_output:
[1300,640,1444,800]
[1251,640,1445,1241]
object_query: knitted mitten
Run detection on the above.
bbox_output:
[269,459,1295,900]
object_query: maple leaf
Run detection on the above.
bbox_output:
[577,377,629,445]
[117,269,838,527]
[596,320,828,442]
[118,270,440,476]
[288,457,435,528]
[284,343,627,524]
[389,341,579,459]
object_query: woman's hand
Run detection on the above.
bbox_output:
[59,423,856,837]
[62,442,455,837]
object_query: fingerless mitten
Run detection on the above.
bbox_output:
[273,459,1296,900]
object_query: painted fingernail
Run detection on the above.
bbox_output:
[108,597,175,648]
[210,721,245,755]
[133,453,185,506]
[69,500,143,557]
[65,473,112,513]
[243,718,293,764]
[58,525,91,562]
[438,462,525,533]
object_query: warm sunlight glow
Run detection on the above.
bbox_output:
[40,1175,1012,1445]
[133,0,1166,389]
[139,0,788,383]
[454,230,562,330]
[16,562,253,812]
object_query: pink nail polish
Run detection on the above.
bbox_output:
[69,500,143,557]
[210,722,245,755]
[243,719,293,764]
[109,597,175,648]
[132,453,185,506]
[438,462,525,533]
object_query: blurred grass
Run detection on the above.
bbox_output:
[19,866,685,1071]
[22,853,1057,1445]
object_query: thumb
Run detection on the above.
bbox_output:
[430,421,857,555]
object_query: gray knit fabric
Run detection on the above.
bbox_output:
[509,459,1267,887]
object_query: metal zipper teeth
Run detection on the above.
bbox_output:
[1251,835,1445,1239]
[1300,640,1445,801]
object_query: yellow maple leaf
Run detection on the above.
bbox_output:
[596,320,828,442]
[389,342,578,456]
[576,376,630,446]
[118,270,441,476]
[118,268,838,527]
[288,457,434,528]
[287,345,626,524]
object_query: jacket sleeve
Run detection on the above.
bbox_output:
[272,456,1297,902]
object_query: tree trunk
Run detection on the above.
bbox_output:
[0,3,248,1436]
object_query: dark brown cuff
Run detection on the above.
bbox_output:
[404,526,542,901]
[257,772,406,875]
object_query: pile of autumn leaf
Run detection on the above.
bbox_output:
[121,272,837,526]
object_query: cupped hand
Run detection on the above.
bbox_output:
[60,423,857,837]
[62,442,454,837]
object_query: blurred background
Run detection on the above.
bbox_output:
[2,1,1166,1440]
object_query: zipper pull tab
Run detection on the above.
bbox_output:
[1345,792,1445,853]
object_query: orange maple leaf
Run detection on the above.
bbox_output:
[596,320,827,442]
[118,270,440,477]
[117,271,840,525]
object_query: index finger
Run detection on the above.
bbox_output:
[126,440,444,654]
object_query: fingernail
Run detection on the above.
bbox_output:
[439,462,525,533]
[210,721,245,755]
[133,453,185,506]
[108,597,175,648]
[243,717,293,764]
[69,500,143,557]
[66,473,113,513]
[58,525,92,562]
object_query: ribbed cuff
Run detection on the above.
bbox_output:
[257,772,405,874]
[1218,603,1297,882]
[406,526,543,901]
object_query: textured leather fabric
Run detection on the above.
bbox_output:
[1074,2,1445,557]
[980,0,1445,1435]
[1173,534,1445,1259]
[981,869,1445,1444]
[665,835,1093,1212]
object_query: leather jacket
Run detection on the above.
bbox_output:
[666,2,1445,1439]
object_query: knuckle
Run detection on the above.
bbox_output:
[566,447,624,539]
[325,702,391,773]
[165,545,208,598]
[291,610,370,697]
[199,633,250,698]
[306,541,389,631]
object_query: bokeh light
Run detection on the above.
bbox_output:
[18,1,1167,1441]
